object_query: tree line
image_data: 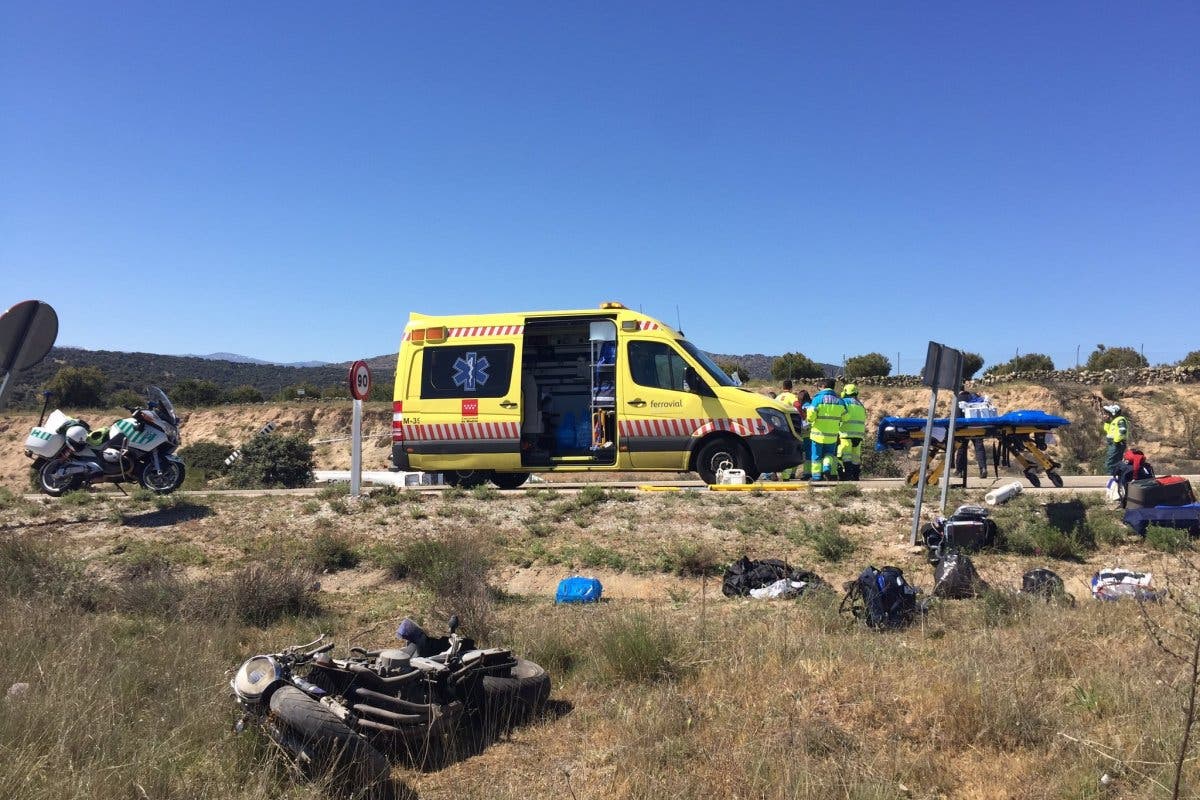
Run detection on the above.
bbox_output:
[728,346,1200,383]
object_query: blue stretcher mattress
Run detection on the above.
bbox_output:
[875,410,1071,450]
[1123,503,1200,536]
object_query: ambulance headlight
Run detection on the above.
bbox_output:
[757,408,789,433]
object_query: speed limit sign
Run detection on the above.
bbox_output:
[348,360,372,401]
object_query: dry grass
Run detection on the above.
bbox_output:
[3,483,1200,798]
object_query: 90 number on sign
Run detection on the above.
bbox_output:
[348,360,372,401]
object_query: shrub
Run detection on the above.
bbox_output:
[0,533,97,610]
[223,385,264,404]
[772,352,824,381]
[309,531,361,571]
[470,484,499,501]
[278,383,322,401]
[226,433,314,488]
[961,352,985,380]
[171,378,223,407]
[1100,384,1121,401]
[843,352,891,378]
[108,388,143,410]
[398,533,496,626]
[659,539,720,576]
[196,562,320,626]
[45,366,106,407]
[1085,345,1147,371]
[986,353,1055,375]
[861,442,903,478]
[796,515,854,561]
[1180,351,1200,368]
[1146,525,1191,554]
[595,611,685,684]
[178,441,234,475]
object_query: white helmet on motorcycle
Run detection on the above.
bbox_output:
[65,424,89,452]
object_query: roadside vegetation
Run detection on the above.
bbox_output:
[4,481,1200,797]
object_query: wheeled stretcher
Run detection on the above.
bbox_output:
[876,410,1071,488]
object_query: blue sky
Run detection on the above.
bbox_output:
[2,2,1197,373]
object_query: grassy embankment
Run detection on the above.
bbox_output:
[2,483,1199,799]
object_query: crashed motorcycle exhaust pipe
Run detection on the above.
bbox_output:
[351,703,426,725]
[351,686,435,715]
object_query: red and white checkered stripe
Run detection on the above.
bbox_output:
[636,320,659,330]
[397,422,520,442]
[617,417,769,439]
[403,325,524,341]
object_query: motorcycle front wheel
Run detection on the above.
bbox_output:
[39,460,83,497]
[139,460,185,494]
[268,686,390,788]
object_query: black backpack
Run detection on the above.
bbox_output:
[721,556,827,598]
[840,566,921,629]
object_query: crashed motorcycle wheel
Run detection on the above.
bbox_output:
[38,459,83,497]
[268,686,390,788]
[480,658,550,733]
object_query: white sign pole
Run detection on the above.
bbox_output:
[938,400,960,512]
[351,398,363,498]
[910,387,939,546]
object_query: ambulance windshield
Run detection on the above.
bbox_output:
[679,341,736,388]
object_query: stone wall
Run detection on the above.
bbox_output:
[851,365,1200,388]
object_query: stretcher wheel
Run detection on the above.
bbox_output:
[1047,471,1064,488]
[1024,469,1041,488]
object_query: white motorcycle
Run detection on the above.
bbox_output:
[24,386,186,496]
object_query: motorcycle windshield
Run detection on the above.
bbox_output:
[147,386,177,424]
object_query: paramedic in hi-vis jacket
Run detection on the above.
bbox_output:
[1102,404,1130,475]
[807,378,846,481]
[837,383,867,481]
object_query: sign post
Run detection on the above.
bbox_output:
[348,360,372,497]
[910,342,965,546]
[0,300,59,408]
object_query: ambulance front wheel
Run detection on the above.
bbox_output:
[443,470,488,488]
[491,472,530,490]
[695,438,754,485]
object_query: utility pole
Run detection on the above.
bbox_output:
[1076,345,1080,369]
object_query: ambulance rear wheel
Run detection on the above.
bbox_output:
[490,472,530,490]
[443,470,488,488]
[695,438,753,485]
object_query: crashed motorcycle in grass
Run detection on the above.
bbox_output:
[230,617,550,789]
[24,386,185,496]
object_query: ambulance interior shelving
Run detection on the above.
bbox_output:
[521,317,617,467]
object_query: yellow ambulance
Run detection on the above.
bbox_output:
[391,302,804,487]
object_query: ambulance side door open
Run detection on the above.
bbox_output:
[412,340,522,470]
[621,339,717,470]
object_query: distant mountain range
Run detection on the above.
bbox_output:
[3,346,839,408]
[186,352,332,368]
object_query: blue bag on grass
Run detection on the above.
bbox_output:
[555,575,603,604]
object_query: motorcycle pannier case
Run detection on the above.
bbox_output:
[1125,476,1196,510]
[942,505,997,550]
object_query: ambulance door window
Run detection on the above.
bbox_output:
[628,341,688,392]
[421,345,515,399]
